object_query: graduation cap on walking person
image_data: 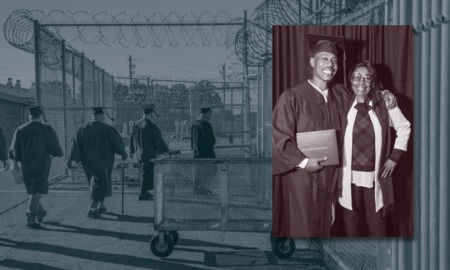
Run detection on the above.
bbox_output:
[92,107,115,121]
[28,106,43,116]
[28,105,48,122]
[142,104,160,117]
[200,107,212,114]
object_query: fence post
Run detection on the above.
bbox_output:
[147,76,150,102]
[61,40,68,174]
[102,69,105,106]
[243,10,251,157]
[93,60,97,106]
[220,163,229,229]
[81,53,85,123]
[72,54,76,105]
[34,20,41,106]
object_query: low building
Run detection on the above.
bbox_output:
[0,78,35,147]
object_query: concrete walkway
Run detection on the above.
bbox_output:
[0,178,328,270]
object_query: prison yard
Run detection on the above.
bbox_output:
[1,0,448,269]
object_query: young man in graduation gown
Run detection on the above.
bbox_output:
[67,107,127,218]
[129,104,169,200]
[0,126,10,170]
[191,107,216,195]
[9,106,64,228]
[272,34,397,237]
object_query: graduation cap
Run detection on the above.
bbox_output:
[92,107,115,121]
[92,107,104,115]
[307,33,347,86]
[200,107,212,114]
[28,106,43,116]
[142,104,160,117]
[306,33,345,57]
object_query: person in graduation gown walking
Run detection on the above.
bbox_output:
[191,107,216,195]
[67,107,127,218]
[9,106,64,228]
[129,104,169,200]
[0,126,10,170]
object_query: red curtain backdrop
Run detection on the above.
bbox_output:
[272,25,414,237]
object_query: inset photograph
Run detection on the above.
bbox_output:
[272,25,414,237]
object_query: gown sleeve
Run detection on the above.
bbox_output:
[46,125,64,157]
[272,89,306,175]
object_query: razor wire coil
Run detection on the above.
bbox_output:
[4,1,387,66]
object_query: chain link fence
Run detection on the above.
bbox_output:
[32,18,261,193]
[6,1,395,268]
[154,158,271,231]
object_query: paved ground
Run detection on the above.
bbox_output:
[0,175,329,270]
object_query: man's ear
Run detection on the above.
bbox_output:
[310,57,315,68]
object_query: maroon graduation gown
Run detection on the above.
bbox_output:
[272,81,351,237]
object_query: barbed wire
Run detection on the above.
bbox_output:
[233,0,387,64]
[3,9,243,53]
[3,1,387,66]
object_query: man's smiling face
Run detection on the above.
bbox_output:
[310,52,338,82]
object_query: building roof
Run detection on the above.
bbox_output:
[0,83,35,105]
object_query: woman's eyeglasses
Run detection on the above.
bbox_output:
[351,73,373,83]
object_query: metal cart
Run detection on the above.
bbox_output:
[149,158,295,258]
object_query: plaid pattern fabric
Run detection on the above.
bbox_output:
[352,103,375,171]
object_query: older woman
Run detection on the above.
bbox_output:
[338,61,411,237]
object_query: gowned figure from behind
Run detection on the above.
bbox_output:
[191,107,216,195]
[0,126,10,170]
[129,104,169,201]
[67,107,127,218]
[338,61,411,237]
[9,106,64,228]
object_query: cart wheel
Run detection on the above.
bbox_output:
[167,231,179,245]
[150,234,174,257]
[272,237,295,259]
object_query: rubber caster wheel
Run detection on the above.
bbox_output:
[272,237,295,259]
[167,231,179,245]
[150,234,174,257]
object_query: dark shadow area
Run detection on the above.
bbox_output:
[199,250,329,269]
[175,238,258,251]
[388,93,414,237]
[42,221,259,251]
[42,221,151,243]
[0,259,69,270]
[0,237,201,270]
[101,212,154,223]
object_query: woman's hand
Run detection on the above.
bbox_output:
[381,90,398,110]
[381,159,397,178]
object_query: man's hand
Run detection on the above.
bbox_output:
[381,90,398,110]
[381,159,397,178]
[2,160,10,171]
[129,153,134,159]
[304,157,327,172]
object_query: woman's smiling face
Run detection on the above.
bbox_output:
[351,66,373,100]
